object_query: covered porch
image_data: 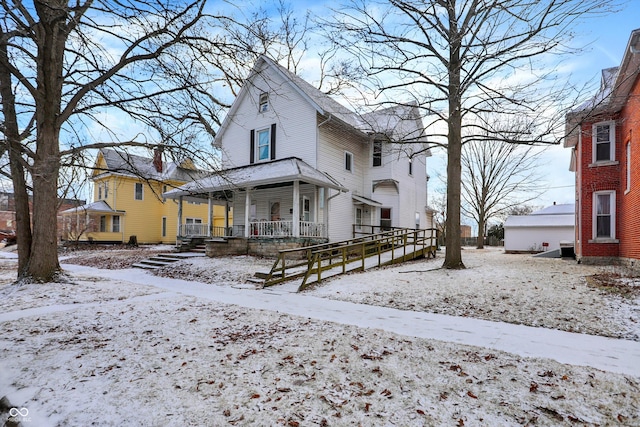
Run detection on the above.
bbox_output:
[164,157,346,241]
[60,200,126,243]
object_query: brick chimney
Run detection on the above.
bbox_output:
[153,146,163,173]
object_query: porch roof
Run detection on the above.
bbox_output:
[60,200,125,215]
[163,157,347,199]
[352,194,382,207]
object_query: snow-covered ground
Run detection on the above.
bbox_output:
[1,247,639,426]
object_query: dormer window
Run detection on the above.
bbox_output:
[259,92,269,112]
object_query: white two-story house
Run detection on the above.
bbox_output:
[165,56,432,246]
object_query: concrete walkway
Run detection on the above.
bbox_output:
[8,262,640,377]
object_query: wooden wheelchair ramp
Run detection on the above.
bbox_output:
[255,228,437,292]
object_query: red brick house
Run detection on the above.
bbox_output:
[564,28,640,269]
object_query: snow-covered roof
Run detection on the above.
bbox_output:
[530,203,575,216]
[504,204,574,228]
[94,148,205,182]
[163,157,347,199]
[60,200,124,215]
[215,56,429,147]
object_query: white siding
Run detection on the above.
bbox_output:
[317,120,368,241]
[504,226,575,252]
[232,184,317,226]
[221,63,318,168]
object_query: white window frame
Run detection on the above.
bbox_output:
[344,151,353,173]
[259,92,269,113]
[256,128,271,162]
[99,215,106,232]
[98,184,103,200]
[355,207,363,230]
[134,182,143,200]
[301,196,310,221]
[103,182,109,199]
[626,141,631,193]
[372,141,382,167]
[592,190,616,240]
[112,215,120,233]
[592,121,615,163]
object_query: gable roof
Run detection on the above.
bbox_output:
[504,204,575,228]
[215,56,428,146]
[163,157,347,199]
[565,28,640,148]
[93,148,205,182]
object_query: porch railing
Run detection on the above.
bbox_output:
[179,221,325,238]
[249,220,325,238]
[179,223,209,237]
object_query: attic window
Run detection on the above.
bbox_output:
[259,92,269,112]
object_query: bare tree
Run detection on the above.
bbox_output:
[461,120,544,249]
[324,0,617,269]
[0,1,356,282]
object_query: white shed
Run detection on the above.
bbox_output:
[504,204,575,253]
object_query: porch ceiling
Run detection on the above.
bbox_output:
[163,157,347,200]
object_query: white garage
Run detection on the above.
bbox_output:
[504,203,574,253]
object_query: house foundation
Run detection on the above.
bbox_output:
[205,237,327,258]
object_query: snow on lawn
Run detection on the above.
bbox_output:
[1,248,639,426]
[306,247,640,341]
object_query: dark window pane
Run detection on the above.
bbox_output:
[596,216,611,237]
[596,142,610,161]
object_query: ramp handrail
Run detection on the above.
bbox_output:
[262,228,437,290]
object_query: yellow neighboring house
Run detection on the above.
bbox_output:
[62,148,230,244]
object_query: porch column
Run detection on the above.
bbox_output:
[224,200,230,236]
[208,192,213,237]
[292,180,300,237]
[244,189,251,238]
[177,196,183,237]
[323,186,329,238]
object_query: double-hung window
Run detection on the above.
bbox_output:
[345,151,353,172]
[592,121,615,163]
[112,216,120,233]
[372,141,382,167]
[250,124,276,163]
[134,182,143,200]
[593,191,615,239]
[257,128,270,161]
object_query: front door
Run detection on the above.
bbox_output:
[380,208,392,231]
[270,201,280,221]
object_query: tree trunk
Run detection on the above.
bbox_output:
[476,217,485,249]
[21,1,68,281]
[24,149,61,281]
[443,4,465,269]
[0,44,33,277]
